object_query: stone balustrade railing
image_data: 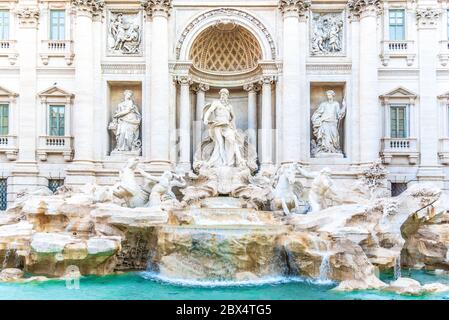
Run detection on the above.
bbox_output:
[438,40,449,66]
[438,137,449,164]
[380,40,415,66]
[380,137,418,165]
[0,135,18,160]
[0,40,18,65]
[40,40,74,65]
[37,135,74,161]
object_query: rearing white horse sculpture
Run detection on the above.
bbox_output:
[270,164,304,215]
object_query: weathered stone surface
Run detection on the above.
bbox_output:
[0,268,24,281]
[384,277,423,295]
[281,231,386,289]
[401,209,449,271]
[155,225,287,281]
[91,204,168,228]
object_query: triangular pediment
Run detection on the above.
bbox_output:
[0,85,18,97]
[38,85,73,98]
[380,86,418,99]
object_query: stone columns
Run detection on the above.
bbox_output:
[71,0,104,164]
[176,75,193,171]
[65,0,104,186]
[10,5,42,198]
[416,8,443,181]
[142,0,172,170]
[193,83,209,151]
[259,76,275,167]
[243,83,260,149]
[15,6,39,165]
[348,0,381,164]
[279,0,310,163]
[349,12,360,163]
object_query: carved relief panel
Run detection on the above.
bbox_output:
[310,11,345,56]
[107,10,143,56]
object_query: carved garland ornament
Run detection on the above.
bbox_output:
[175,8,276,60]
[71,0,105,16]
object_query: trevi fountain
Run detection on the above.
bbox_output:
[1,89,449,300]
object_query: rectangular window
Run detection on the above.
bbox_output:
[49,105,65,136]
[0,104,8,136]
[391,182,407,197]
[0,179,6,211]
[50,10,65,40]
[0,10,9,40]
[390,105,408,138]
[48,179,64,193]
[389,9,405,41]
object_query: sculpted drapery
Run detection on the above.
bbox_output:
[109,90,142,153]
[311,90,346,155]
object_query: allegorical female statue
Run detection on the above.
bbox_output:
[311,90,346,156]
[108,90,141,153]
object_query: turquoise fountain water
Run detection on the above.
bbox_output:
[0,270,448,300]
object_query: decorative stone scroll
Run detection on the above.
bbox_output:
[278,0,311,16]
[107,11,142,55]
[140,0,172,17]
[311,12,344,56]
[71,0,105,16]
[347,0,382,19]
[16,7,40,26]
[416,8,441,28]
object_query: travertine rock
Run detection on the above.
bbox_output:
[401,209,449,270]
[0,268,24,281]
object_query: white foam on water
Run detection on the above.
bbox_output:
[139,271,335,288]
[394,256,401,280]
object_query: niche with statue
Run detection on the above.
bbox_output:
[107,82,143,156]
[310,82,346,158]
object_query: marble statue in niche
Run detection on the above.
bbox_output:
[311,12,344,56]
[311,89,346,157]
[199,88,250,169]
[108,90,142,154]
[108,12,142,55]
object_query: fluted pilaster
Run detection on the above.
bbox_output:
[348,0,382,163]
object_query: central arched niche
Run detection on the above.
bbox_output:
[189,22,262,76]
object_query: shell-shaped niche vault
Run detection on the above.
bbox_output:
[189,23,262,75]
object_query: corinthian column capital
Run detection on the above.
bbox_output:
[175,75,193,86]
[347,0,382,20]
[278,0,311,17]
[16,7,40,27]
[140,0,172,18]
[192,83,210,93]
[243,82,261,93]
[71,0,105,17]
[416,8,441,29]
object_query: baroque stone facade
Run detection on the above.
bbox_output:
[1,0,449,208]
